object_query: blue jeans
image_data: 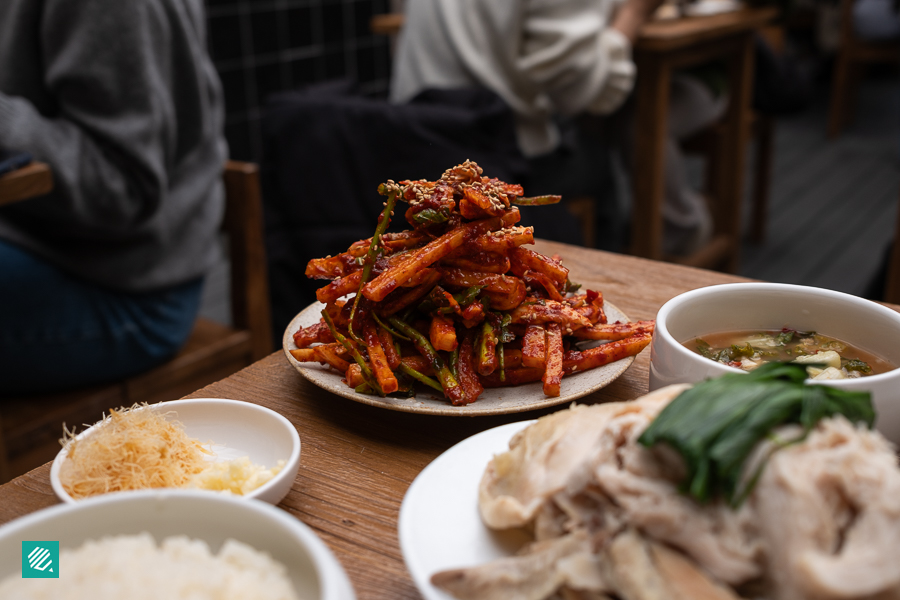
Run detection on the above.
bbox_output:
[0,239,203,395]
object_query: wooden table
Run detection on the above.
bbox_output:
[0,239,756,598]
[0,162,53,206]
[631,7,778,271]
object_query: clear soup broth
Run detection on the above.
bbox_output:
[683,329,895,380]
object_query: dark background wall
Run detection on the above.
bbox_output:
[205,0,393,161]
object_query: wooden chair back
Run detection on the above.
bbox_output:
[0,161,272,483]
[223,161,273,362]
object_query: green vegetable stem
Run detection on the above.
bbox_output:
[348,184,399,341]
[512,195,562,206]
[387,316,466,404]
[322,309,384,397]
[638,362,874,507]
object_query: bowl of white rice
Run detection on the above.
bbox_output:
[0,490,355,600]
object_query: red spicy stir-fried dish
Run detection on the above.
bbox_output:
[289,160,654,405]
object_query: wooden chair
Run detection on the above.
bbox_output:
[673,25,784,267]
[681,111,776,254]
[886,190,900,304]
[828,0,900,138]
[0,161,272,483]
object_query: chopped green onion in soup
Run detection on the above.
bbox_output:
[682,329,893,379]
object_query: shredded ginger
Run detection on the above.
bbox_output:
[59,404,212,499]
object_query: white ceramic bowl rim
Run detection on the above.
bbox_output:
[655,282,900,380]
[0,489,350,600]
[50,398,301,504]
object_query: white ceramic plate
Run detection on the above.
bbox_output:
[398,420,535,600]
[283,302,636,416]
[0,490,355,600]
[50,398,301,505]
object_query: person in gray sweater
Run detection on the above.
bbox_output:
[0,0,227,394]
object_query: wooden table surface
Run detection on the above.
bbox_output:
[637,7,779,51]
[0,162,53,206]
[0,240,756,598]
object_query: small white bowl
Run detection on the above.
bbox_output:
[50,398,301,505]
[649,283,900,443]
[0,490,355,599]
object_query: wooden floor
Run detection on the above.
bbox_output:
[738,75,900,297]
[198,75,900,326]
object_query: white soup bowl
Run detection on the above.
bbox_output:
[649,283,900,443]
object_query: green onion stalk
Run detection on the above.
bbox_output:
[348,183,399,342]
[449,346,460,380]
[453,286,483,308]
[397,363,444,393]
[512,195,561,206]
[388,316,466,404]
[372,311,410,341]
[476,320,496,363]
[322,309,384,397]
[638,362,874,507]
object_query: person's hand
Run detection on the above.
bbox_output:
[612,0,667,42]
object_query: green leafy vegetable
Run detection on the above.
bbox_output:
[694,339,714,359]
[638,362,874,507]
[729,343,755,358]
[845,359,872,374]
[775,330,794,345]
[411,207,451,226]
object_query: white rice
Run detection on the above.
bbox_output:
[0,533,302,600]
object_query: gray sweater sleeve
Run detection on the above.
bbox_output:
[0,0,176,233]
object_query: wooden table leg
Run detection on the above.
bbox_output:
[750,114,775,243]
[886,189,900,304]
[631,54,671,261]
[717,31,755,274]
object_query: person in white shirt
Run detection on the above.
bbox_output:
[391,0,725,255]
